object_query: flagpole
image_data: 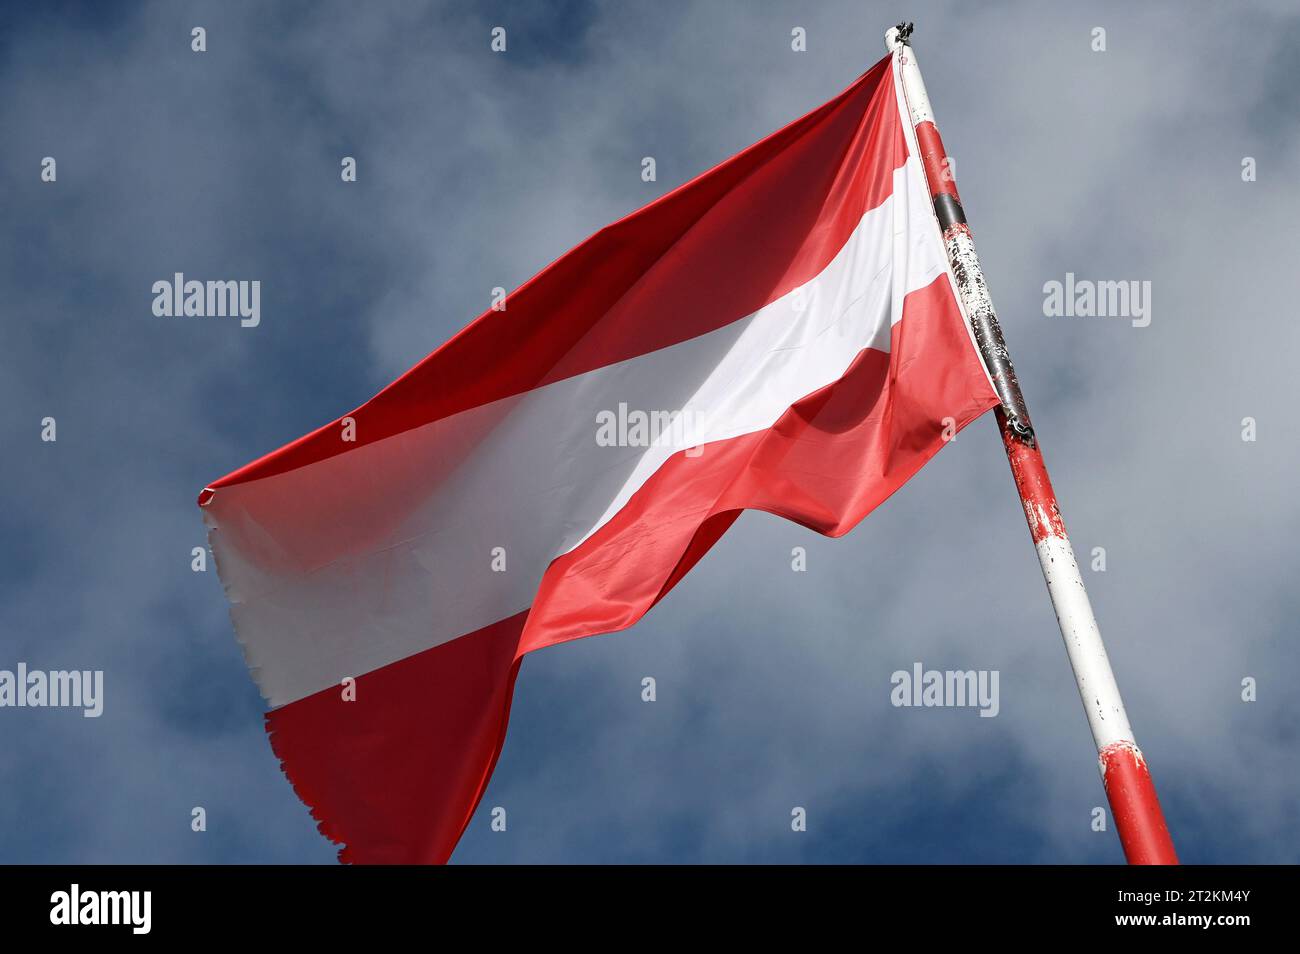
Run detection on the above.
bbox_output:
[884,23,1178,865]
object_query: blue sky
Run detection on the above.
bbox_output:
[1,0,1297,863]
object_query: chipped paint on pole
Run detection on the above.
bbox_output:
[886,22,1178,865]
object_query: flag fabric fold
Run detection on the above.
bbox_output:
[200,53,999,863]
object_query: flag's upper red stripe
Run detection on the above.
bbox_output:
[206,55,902,493]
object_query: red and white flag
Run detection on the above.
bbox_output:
[200,54,999,863]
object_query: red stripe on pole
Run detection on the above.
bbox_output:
[1100,742,1180,865]
[999,419,1068,545]
[914,120,959,203]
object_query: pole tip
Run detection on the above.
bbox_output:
[884,21,913,52]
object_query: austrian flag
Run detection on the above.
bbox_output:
[200,54,1000,863]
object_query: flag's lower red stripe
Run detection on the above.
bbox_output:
[265,276,997,863]
[266,610,527,865]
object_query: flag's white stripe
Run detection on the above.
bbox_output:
[206,155,947,708]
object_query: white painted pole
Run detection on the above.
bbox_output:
[885,22,1177,864]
